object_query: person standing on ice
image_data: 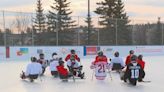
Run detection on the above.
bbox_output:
[37,53,48,75]
[110,51,125,71]
[90,51,110,80]
[20,57,42,82]
[49,52,60,77]
[125,50,134,65]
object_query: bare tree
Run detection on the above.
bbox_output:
[12,13,31,45]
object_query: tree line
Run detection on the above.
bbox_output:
[0,0,163,46]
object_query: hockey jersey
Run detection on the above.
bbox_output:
[125,55,132,65]
[65,54,80,62]
[124,62,144,79]
[49,59,59,71]
[91,62,110,80]
[57,65,68,76]
[25,62,42,76]
[137,59,145,69]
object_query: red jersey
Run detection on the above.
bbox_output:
[125,54,132,65]
[57,65,68,76]
[93,55,108,64]
[65,54,80,62]
[137,59,145,69]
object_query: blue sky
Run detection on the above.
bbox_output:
[0,0,164,20]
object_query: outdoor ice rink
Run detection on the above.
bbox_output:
[0,56,163,92]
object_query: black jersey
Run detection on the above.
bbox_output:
[125,62,144,79]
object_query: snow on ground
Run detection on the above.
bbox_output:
[0,56,164,92]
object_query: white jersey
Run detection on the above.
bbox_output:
[67,60,80,68]
[25,62,42,76]
[111,57,125,68]
[49,59,59,71]
[91,62,109,80]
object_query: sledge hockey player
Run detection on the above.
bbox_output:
[65,49,80,68]
[125,50,134,65]
[49,52,59,77]
[110,51,125,72]
[121,55,145,86]
[37,53,48,75]
[20,57,42,82]
[90,51,110,80]
[57,59,71,82]
[65,49,84,79]
[137,54,145,82]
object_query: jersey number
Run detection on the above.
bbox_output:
[131,69,139,78]
[98,64,105,73]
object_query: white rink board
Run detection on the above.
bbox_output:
[100,46,164,58]
[9,46,83,61]
[0,47,6,61]
[1,46,164,61]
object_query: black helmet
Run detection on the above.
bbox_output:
[129,50,134,54]
[52,52,57,57]
[39,53,44,59]
[114,51,119,57]
[98,51,103,56]
[71,49,75,54]
[138,55,143,60]
[39,53,44,56]
[131,55,137,61]
[58,60,64,66]
[59,57,63,61]
[31,57,37,62]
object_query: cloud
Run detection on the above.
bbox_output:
[0,0,36,8]
[125,4,164,17]
[123,0,164,7]
[0,0,164,21]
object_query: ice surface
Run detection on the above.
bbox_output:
[0,56,164,92]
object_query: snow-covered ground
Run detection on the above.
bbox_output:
[0,56,163,92]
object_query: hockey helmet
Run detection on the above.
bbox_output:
[98,51,103,56]
[131,55,137,61]
[59,60,64,66]
[129,50,134,54]
[71,49,75,54]
[31,57,37,62]
[138,54,143,60]
[52,52,58,59]
[114,51,119,57]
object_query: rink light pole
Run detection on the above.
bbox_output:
[3,11,6,46]
[87,0,91,45]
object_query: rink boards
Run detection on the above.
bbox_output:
[0,46,164,61]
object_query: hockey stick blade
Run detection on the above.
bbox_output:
[140,80,151,83]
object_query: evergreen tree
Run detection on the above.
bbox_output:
[155,17,162,45]
[33,0,46,45]
[85,16,94,45]
[94,0,131,45]
[95,0,115,27]
[114,0,131,45]
[33,0,46,33]
[47,0,76,45]
[47,0,75,32]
